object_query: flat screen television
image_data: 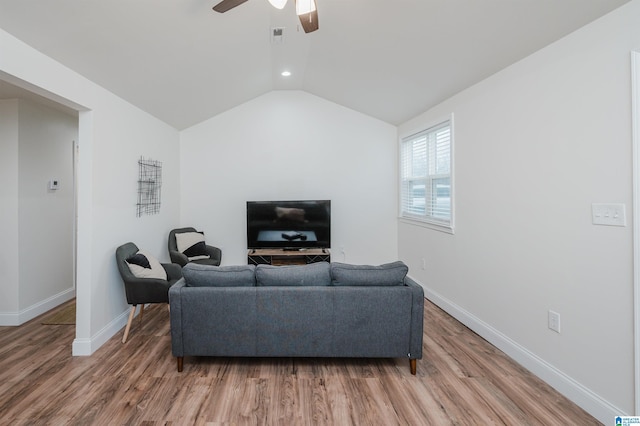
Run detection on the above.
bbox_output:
[246,200,331,250]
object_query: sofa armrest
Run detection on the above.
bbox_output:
[169,278,186,357]
[405,276,424,359]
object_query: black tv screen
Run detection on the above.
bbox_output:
[246,200,331,249]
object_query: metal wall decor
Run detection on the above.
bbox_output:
[136,156,162,217]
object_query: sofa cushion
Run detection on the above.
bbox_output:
[330,261,408,286]
[125,250,167,281]
[182,263,256,287]
[255,262,331,287]
[175,231,210,261]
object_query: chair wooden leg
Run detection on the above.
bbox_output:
[138,304,145,327]
[122,305,137,344]
[177,357,184,372]
[410,359,417,375]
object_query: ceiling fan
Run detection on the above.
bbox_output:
[213,0,319,33]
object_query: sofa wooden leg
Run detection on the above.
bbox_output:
[177,357,184,372]
[410,359,417,375]
[122,305,137,344]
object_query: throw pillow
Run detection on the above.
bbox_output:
[182,263,256,287]
[255,262,331,287]
[330,261,408,286]
[125,250,167,280]
[175,231,210,261]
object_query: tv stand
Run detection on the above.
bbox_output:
[248,248,330,266]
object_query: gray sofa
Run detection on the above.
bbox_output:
[169,261,424,374]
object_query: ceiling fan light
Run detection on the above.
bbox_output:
[268,0,288,9]
[296,0,316,16]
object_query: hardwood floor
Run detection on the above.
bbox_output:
[0,298,601,425]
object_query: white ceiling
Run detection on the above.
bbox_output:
[0,0,629,130]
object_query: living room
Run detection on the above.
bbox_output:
[1,1,639,423]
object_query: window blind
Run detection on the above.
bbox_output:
[400,120,452,228]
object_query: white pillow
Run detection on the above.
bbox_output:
[125,250,168,280]
[175,231,210,261]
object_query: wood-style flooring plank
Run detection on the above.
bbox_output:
[0,298,602,425]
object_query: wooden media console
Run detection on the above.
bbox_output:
[247,248,331,266]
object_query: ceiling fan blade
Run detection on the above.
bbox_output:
[213,0,250,13]
[298,8,319,33]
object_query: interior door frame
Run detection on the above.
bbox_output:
[631,49,640,415]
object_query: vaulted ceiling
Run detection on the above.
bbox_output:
[0,0,630,130]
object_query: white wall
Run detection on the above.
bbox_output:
[88,103,180,343]
[17,99,76,312]
[0,29,180,353]
[180,91,398,265]
[398,1,640,421]
[0,100,19,316]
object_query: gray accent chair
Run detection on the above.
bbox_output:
[168,227,222,267]
[115,242,182,343]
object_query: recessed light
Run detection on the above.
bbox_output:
[268,0,288,9]
[281,71,292,77]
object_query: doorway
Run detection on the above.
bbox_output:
[0,83,79,324]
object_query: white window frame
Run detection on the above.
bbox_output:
[399,115,454,234]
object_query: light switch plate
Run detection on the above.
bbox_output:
[592,203,626,226]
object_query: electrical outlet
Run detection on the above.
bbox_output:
[548,310,561,333]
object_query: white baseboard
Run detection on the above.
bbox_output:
[412,277,627,424]
[0,288,75,326]
[72,306,134,356]
[71,338,92,356]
